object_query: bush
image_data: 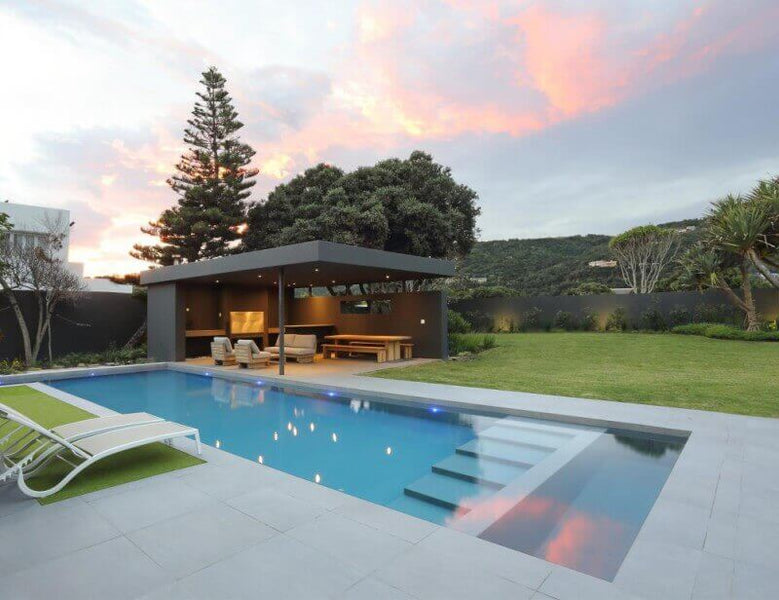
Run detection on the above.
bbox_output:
[0,359,25,375]
[640,302,667,331]
[552,310,578,331]
[693,303,738,326]
[53,344,148,368]
[520,306,542,331]
[462,309,493,332]
[580,310,599,331]
[448,310,472,334]
[671,323,779,341]
[448,333,497,355]
[668,305,692,327]
[605,307,629,331]
[671,323,711,336]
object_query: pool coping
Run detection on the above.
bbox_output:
[2,363,778,599]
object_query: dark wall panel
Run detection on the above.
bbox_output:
[0,291,146,361]
[289,291,447,358]
[451,289,779,331]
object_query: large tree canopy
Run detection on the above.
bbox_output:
[132,66,258,265]
[609,225,679,293]
[242,151,480,260]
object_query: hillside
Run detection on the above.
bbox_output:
[457,219,701,296]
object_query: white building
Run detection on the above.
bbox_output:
[1,201,132,293]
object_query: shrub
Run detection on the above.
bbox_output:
[671,323,779,341]
[552,310,578,331]
[462,309,493,332]
[605,307,629,331]
[667,305,692,327]
[580,310,599,331]
[520,306,542,331]
[0,359,25,375]
[693,303,738,326]
[639,302,667,331]
[448,333,497,355]
[671,323,711,336]
[448,310,472,334]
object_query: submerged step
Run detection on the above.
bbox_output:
[477,425,571,451]
[404,473,494,511]
[432,453,528,487]
[457,438,551,466]
[389,494,454,526]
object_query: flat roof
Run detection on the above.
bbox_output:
[139,240,455,287]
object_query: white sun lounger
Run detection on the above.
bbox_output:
[0,403,162,477]
[1,409,201,498]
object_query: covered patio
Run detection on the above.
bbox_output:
[140,241,454,375]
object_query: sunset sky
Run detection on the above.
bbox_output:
[2,0,778,276]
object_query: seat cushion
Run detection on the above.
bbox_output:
[283,333,297,347]
[284,347,315,356]
[294,334,317,350]
[213,337,233,352]
[236,339,262,356]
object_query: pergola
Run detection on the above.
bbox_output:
[139,241,455,374]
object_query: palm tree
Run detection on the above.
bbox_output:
[702,195,770,331]
[744,178,779,288]
[677,244,759,329]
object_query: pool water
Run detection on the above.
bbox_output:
[48,370,685,580]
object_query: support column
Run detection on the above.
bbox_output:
[278,267,285,375]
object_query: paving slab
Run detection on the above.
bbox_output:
[126,503,277,577]
[1,536,170,600]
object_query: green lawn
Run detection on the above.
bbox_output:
[1,385,203,504]
[371,333,779,418]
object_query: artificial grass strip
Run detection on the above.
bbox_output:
[1,385,204,504]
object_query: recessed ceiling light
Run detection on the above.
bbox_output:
[215,279,220,283]
[314,268,319,272]
[385,274,390,279]
[258,274,262,278]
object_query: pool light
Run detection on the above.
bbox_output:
[215,440,221,449]
[309,423,315,432]
[385,446,393,455]
[257,455,264,464]
[314,473,321,484]
[430,407,440,413]
[331,433,338,443]
[273,432,279,441]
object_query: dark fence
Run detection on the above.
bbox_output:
[450,289,779,332]
[0,291,146,361]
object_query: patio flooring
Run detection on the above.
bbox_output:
[0,363,777,599]
[185,353,436,378]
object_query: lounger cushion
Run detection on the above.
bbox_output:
[52,412,162,439]
[74,421,197,456]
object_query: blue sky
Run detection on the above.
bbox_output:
[1,0,778,274]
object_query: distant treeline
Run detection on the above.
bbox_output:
[455,218,702,296]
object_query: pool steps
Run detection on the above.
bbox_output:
[402,418,579,519]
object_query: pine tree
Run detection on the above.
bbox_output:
[132,67,258,265]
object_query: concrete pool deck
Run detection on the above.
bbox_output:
[0,362,777,599]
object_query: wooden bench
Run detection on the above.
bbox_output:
[322,344,387,363]
[349,340,414,360]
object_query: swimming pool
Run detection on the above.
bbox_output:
[48,370,685,580]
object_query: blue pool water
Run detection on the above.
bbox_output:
[48,370,685,580]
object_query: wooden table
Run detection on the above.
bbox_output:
[324,334,411,362]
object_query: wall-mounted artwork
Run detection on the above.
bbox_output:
[230,311,264,335]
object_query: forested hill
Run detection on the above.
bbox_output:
[457,219,701,296]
